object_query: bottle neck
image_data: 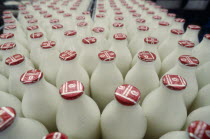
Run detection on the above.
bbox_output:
[1,48,16,60]
[174,62,197,75]
[185,28,199,37]
[60,57,79,66]
[8,61,29,75]
[172,22,184,29]
[200,37,210,48]
[177,45,193,53]
[159,82,184,97]
[112,39,128,47]
[24,78,47,91]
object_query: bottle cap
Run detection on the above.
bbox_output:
[82,11,90,15]
[142,7,149,10]
[96,14,105,18]
[175,18,185,23]
[188,121,210,139]
[3,11,12,14]
[113,33,127,40]
[178,40,195,48]
[59,80,84,100]
[28,19,38,24]
[52,24,63,29]
[27,25,39,31]
[92,27,104,33]
[76,16,85,20]
[0,42,16,50]
[21,11,29,14]
[162,74,187,91]
[115,16,124,20]
[153,15,162,20]
[115,84,141,106]
[147,11,155,14]
[144,37,159,44]
[159,21,170,26]
[188,25,201,30]
[77,22,88,27]
[167,13,176,17]
[24,15,34,19]
[179,55,199,67]
[129,9,136,13]
[98,50,116,61]
[50,19,59,23]
[132,13,141,17]
[57,10,64,13]
[30,32,43,39]
[204,34,210,40]
[20,69,43,84]
[43,132,68,139]
[64,30,77,36]
[2,15,12,19]
[59,50,77,61]
[41,41,56,49]
[5,54,25,66]
[4,19,15,24]
[99,9,106,12]
[0,33,14,39]
[39,10,47,14]
[4,25,16,30]
[138,51,156,62]
[113,22,124,27]
[115,11,123,15]
[44,14,52,18]
[82,37,97,44]
[63,13,72,17]
[171,29,184,35]
[0,107,16,131]
[136,18,146,23]
[137,25,149,31]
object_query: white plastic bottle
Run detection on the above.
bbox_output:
[50,24,64,51]
[125,51,159,103]
[0,74,8,93]
[56,80,101,139]
[164,55,199,109]
[142,74,187,139]
[196,61,210,89]
[101,84,147,139]
[91,50,123,111]
[110,33,132,77]
[76,22,91,40]
[171,18,185,31]
[0,107,48,139]
[21,69,60,132]
[182,25,201,46]
[79,37,100,76]
[56,50,90,96]
[43,132,68,139]
[147,15,162,32]
[109,22,127,41]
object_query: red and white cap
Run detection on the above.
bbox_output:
[28,19,38,24]
[129,9,136,13]
[136,18,146,23]
[3,11,12,15]
[82,37,97,44]
[59,80,84,100]
[92,27,104,33]
[96,14,105,18]
[167,13,176,17]
[179,55,199,67]
[99,9,106,13]
[5,54,25,66]
[59,50,77,61]
[138,51,156,62]
[70,7,77,10]
[24,15,34,19]
[43,132,68,139]
[142,7,149,10]
[4,19,15,24]
[77,22,88,27]
[132,13,141,17]
[159,21,170,26]
[114,8,120,11]
[144,37,159,44]
[2,15,12,19]
[64,30,77,36]
[205,34,210,40]
[113,33,127,40]
[115,16,124,20]
[44,14,52,18]
[0,33,14,39]
[139,4,145,7]
[20,69,43,84]
[50,19,59,23]
[21,11,29,14]
[57,10,64,13]
[39,10,47,14]
[178,40,195,48]
[52,24,63,29]
[115,84,141,106]
[188,25,201,30]
[41,41,56,49]
[175,18,185,23]
[98,50,116,61]
[171,29,184,35]
[4,25,16,30]
[187,121,210,139]
[82,11,90,15]
[113,22,124,27]
[153,15,162,20]
[30,32,43,39]
[162,74,187,91]
[0,42,16,50]
[76,16,85,20]
[137,25,149,31]
[115,11,123,15]
[63,13,72,17]
[27,25,39,31]
[147,11,155,14]
[0,107,16,131]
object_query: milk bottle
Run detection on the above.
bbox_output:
[171,18,185,31]
[182,25,201,46]
[92,27,109,50]
[196,61,210,89]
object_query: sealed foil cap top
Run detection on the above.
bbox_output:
[43,132,68,139]
[153,15,162,20]
[77,22,88,27]
[63,13,72,17]
[4,25,16,30]
[115,16,124,20]
[0,42,16,50]
[136,18,146,23]
[113,22,124,27]
[21,11,29,14]
[132,13,141,17]
[147,11,155,14]
[159,21,170,26]
[205,34,210,40]
[3,11,12,14]
[98,50,116,61]
[5,54,25,66]
[137,25,149,31]
[179,55,199,67]
[96,14,105,18]
[162,74,187,91]
[59,80,84,100]
[138,51,156,62]
[129,9,136,13]
[171,29,184,35]
[2,15,12,19]
[99,9,106,12]
[188,121,210,139]
[27,19,38,24]
[64,30,77,36]
[144,37,159,44]
[20,69,43,84]
[57,10,64,13]
[30,32,43,39]
[115,11,123,15]
[52,24,63,29]
[44,14,52,18]
[0,107,16,131]
[39,10,47,14]
[115,84,141,106]
[188,25,201,30]
[41,41,56,49]
[178,40,195,48]
[27,25,39,31]
[92,27,104,33]
[82,37,97,44]
[59,50,77,61]
[76,16,85,20]
[167,13,176,17]
[50,19,59,23]
[175,18,185,23]
[113,33,127,40]
[4,19,15,24]
[0,33,14,39]
[24,15,34,19]
[82,11,90,15]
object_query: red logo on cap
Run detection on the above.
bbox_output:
[41,41,56,49]
[153,15,162,20]
[27,25,39,31]
[175,18,185,23]
[28,19,38,23]
[188,121,210,139]
[132,13,141,17]
[167,13,176,17]
[59,50,77,61]
[20,69,43,84]
[138,25,149,31]
[115,11,123,15]
[188,25,201,30]
[82,11,90,15]
[144,37,159,44]
[50,19,59,23]
[39,10,47,14]
[171,29,184,35]
[179,55,199,67]
[98,50,116,61]
[115,16,124,20]
[113,22,124,27]
[4,25,16,30]
[0,33,14,39]
[92,27,104,33]
[44,14,52,18]
[64,30,77,36]
[0,42,16,50]
[43,132,68,139]
[30,32,43,39]
[5,54,25,66]
[21,11,29,14]
[96,14,105,18]
[77,22,88,27]
[205,34,210,40]
[2,15,12,19]
[52,24,63,29]
[24,15,34,19]
[178,40,195,48]
[82,37,97,44]
[113,33,127,40]
[136,18,146,23]
[63,13,72,17]
[159,21,170,26]
[147,11,155,14]
[161,8,168,12]
[138,51,156,62]
[0,107,16,131]
[57,10,64,13]
[76,16,85,20]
